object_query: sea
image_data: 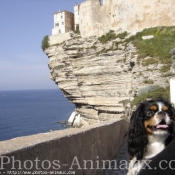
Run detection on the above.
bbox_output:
[0,89,75,141]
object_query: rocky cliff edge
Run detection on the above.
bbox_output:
[45,30,174,127]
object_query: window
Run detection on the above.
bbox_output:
[59,29,61,33]
[99,0,103,5]
[62,22,64,25]
[55,23,59,27]
[61,16,63,19]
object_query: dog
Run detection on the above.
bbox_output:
[127,98,175,175]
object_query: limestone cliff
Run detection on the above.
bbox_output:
[45,32,172,126]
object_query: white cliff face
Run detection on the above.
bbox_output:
[45,34,170,125]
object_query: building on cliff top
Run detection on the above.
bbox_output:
[52,10,74,35]
[52,0,175,38]
[74,3,80,31]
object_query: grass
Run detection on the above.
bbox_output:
[116,31,128,40]
[98,31,129,44]
[55,65,64,70]
[160,65,171,73]
[131,86,170,107]
[98,30,117,44]
[97,26,175,69]
[125,26,175,66]
[142,58,159,66]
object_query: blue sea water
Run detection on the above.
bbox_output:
[0,89,75,141]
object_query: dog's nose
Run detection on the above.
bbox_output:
[157,111,166,117]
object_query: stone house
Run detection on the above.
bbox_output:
[52,10,74,35]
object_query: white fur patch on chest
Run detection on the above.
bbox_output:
[144,134,166,159]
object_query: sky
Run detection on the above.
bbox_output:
[0,0,83,91]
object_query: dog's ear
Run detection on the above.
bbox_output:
[127,103,148,160]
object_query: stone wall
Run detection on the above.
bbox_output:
[79,0,175,37]
[0,119,128,175]
[79,0,110,37]
[49,33,71,45]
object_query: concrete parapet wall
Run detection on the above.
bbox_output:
[49,33,71,45]
[0,119,128,175]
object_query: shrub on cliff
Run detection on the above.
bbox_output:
[116,31,128,39]
[41,35,49,51]
[98,30,117,44]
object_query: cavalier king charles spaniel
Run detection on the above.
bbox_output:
[127,99,175,175]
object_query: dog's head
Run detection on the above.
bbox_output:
[128,98,175,160]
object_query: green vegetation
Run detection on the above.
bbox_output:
[98,30,117,44]
[90,45,97,50]
[98,31,129,44]
[116,31,128,40]
[41,35,49,51]
[97,26,175,71]
[131,86,170,107]
[142,58,159,66]
[143,79,154,84]
[160,65,171,73]
[55,65,64,70]
[126,26,175,65]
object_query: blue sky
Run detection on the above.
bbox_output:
[0,0,83,91]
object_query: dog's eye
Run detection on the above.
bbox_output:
[146,111,154,116]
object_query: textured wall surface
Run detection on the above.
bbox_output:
[49,33,71,45]
[79,0,175,37]
[0,120,128,175]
